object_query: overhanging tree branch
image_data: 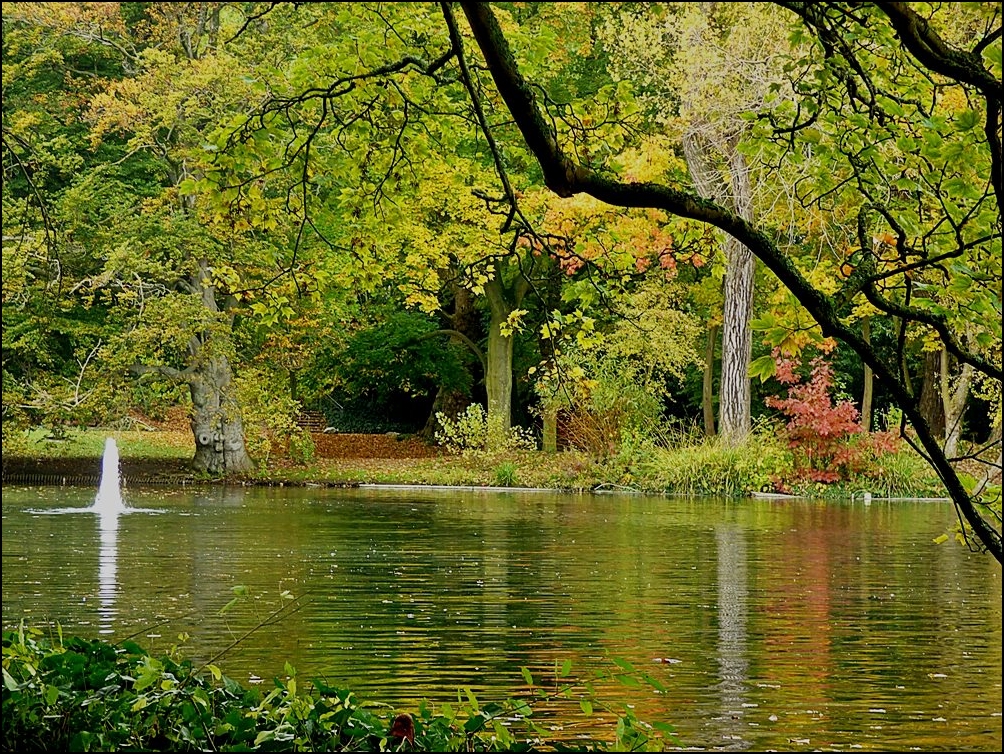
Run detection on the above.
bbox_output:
[440,1,517,232]
[781,1,1003,217]
[458,0,1002,562]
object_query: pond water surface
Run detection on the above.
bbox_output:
[2,484,1001,751]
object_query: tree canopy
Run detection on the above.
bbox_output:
[2,2,1000,559]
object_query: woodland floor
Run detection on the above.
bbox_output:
[1,433,441,485]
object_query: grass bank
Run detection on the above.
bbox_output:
[1,425,955,500]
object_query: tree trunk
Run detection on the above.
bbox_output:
[860,317,873,432]
[682,133,754,446]
[542,404,558,452]
[187,259,253,477]
[941,348,972,460]
[484,278,514,436]
[422,282,478,439]
[189,355,254,476]
[918,349,945,437]
[422,384,471,440]
[718,147,756,446]
[703,324,718,437]
[719,238,754,445]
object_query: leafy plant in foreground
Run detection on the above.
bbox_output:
[3,624,678,752]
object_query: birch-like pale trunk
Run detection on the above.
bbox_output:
[484,277,516,436]
[682,132,755,445]
[941,347,973,459]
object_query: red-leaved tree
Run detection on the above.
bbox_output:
[766,352,898,483]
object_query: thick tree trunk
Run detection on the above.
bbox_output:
[860,317,873,432]
[941,348,972,459]
[682,133,754,445]
[719,239,755,445]
[422,384,471,440]
[484,278,515,436]
[919,349,946,437]
[718,148,756,446]
[703,324,718,437]
[189,356,254,476]
[186,259,253,477]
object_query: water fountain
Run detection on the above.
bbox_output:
[92,437,123,632]
[25,437,161,632]
[94,437,126,514]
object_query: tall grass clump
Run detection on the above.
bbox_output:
[644,427,794,496]
[844,439,944,498]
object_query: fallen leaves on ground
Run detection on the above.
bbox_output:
[311,433,440,459]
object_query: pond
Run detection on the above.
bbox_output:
[2,484,1001,751]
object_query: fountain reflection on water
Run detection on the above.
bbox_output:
[96,508,119,634]
[94,437,124,633]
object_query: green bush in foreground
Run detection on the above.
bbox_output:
[2,625,677,752]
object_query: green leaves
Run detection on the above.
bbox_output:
[750,354,778,382]
[2,630,689,752]
[955,109,980,132]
